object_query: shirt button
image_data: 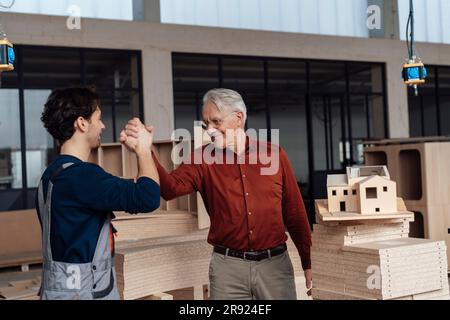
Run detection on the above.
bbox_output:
[245,193,249,196]
[92,265,97,271]
[249,230,253,235]
[248,212,252,216]
[242,174,246,178]
[93,284,97,289]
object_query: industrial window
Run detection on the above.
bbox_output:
[383,186,388,192]
[0,46,143,211]
[332,190,337,196]
[344,190,348,196]
[352,189,357,195]
[408,66,450,137]
[376,208,380,212]
[172,53,388,224]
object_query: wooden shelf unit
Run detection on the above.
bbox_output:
[364,138,450,270]
[90,141,210,229]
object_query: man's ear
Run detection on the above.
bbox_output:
[235,112,245,128]
[74,117,89,133]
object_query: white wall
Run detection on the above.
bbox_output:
[160,0,370,37]
[0,0,133,20]
[398,0,450,44]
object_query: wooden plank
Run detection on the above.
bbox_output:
[315,199,414,223]
[113,212,199,242]
[99,144,123,177]
[8,277,41,289]
[115,231,211,300]
[0,252,42,269]
[0,286,39,300]
[193,285,204,300]
[0,210,42,257]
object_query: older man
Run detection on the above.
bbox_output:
[122,88,312,300]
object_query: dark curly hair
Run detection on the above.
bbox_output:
[41,87,100,145]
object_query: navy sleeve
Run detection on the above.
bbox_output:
[68,164,160,214]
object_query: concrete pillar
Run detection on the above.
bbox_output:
[386,59,410,138]
[141,49,174,141]
[368,0,400,40]
[133,0,161,22]
[369,1,408,138]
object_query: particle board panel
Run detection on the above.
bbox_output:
[313,232,410,246]
[313,221,409,236]
[0,287,39,300]
[315,199,414,223]
[365,141,450,272]
[342,238,446,255]
[0,253,42,270]
[313,288,368,300]
[115,230,208,251]
[312,201,449,300]
[113,212,199,242]
[0,209,41,256]
[115,237,212,300]
[313,287,449,300]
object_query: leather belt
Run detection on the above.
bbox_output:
[213,243,287,262]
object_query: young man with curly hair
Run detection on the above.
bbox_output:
[36,87,160,300]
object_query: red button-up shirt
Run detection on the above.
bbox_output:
[153,138,312,270]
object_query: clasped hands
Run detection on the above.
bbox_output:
[119,118,153,155]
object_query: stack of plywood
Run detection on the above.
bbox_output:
[113,210,198,242]
[115,231,211,300]
[341,238,448,300]
[312,199,450,300]
[364,138,450,270]
[116,232,309,301]
[312,220,411,294]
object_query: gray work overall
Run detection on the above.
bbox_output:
[37,163,120,300]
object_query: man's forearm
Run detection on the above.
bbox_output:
[137,150,160,184]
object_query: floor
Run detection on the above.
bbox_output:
[1,266,449,300]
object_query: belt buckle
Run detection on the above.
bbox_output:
[244,252,259,261]
[243,252,249,261]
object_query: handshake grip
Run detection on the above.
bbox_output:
[119,118,154,155]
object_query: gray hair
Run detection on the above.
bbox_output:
[203,88,247,123]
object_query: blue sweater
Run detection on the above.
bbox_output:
[36,155,160,264]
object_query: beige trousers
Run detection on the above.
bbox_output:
[209,250,297,300]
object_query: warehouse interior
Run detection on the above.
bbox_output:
[0,0,450,301]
